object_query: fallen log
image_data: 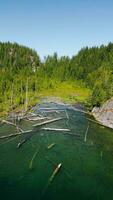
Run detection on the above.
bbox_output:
[86,117,106,127]
[0,130,33,140]
[0,135,21,147]
[17,139,26,148]
[45,156,72,181]
[1,119,23,133]
[27,116,49,121]
[84,124,89,142]
[47,143,55,149]
[0,133,22,139]
[2,120,17,126]
[29,148,39,169]
[49,163,62,182]
[42,128,70,132]
[32,117,65,127]
[70,106,91,115]
[65,110,69,119]
[17,133,33,149]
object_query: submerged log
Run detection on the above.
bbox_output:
[27,116,48,121]
[29,148,39,169]
[17,139,26,148]
[45,156,72,181]
[86,117,106,127]
[49,163,62,182]
[2,120,17,126]
[17,130,33,148]
[1,119,23,133]
[84,124,89,142]
[47,143,55,149]
[0,133,22,139]
[0,130,32,140]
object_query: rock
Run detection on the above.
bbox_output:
[92,98,113,129]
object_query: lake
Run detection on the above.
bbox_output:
[0,102,113,200]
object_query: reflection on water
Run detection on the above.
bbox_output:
[0,103,113,200]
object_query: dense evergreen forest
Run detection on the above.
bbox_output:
[0,41,113,116]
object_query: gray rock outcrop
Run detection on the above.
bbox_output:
[92,98,113,129]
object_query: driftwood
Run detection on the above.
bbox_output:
[2,120,16,126]
[0,130,32,140]
[17,139,27,148]
[70,106,91,115]
[49,163,62,182]
[45,156,72,181]
[0,133,21,139]
[100,151,103,160]
[47,143,55,149]
[41,128,70,132]
[86,117,105,126]
[27,116,48,121]
[84,124,89,142]
[65,110,69,119]
[38,107,66,111]
[17,130,33,148]
[33,117,65,127]
[1,119,23,133]
[29,148,39,169]
[0,135,21,147]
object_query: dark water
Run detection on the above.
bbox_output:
[0,103,113,200]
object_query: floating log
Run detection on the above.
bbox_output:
[86,117,106,127]
[27,116,48,121]
[17,131,33,148]
[17,139,26,148]
[33,117,64,127]
[49,163,62,182]
[2,120,17,126]
[100,151,103,160]
[42,128,70,132]
[65,110,69,119]
[70,106,91,115]
[0,130,32,140]
[29,148,39,169]
[0,135,21,147]
[38,107,66,111]
[0,133,22,139]
[1,119,23,133]
[47,143,55,149]
[45,156,72,181]
[42,110,59,113]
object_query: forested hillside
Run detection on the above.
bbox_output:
[0,42,113,116]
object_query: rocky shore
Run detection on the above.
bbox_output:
[92,98,113,129]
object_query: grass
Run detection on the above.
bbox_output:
[0,80,92,117]
[38,80,92,104]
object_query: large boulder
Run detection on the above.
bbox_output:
[92,98,113,128]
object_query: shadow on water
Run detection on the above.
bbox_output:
[0,103,113,200]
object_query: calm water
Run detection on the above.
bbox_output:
[0,103,113,200]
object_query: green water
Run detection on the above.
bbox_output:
[0,103,113,200]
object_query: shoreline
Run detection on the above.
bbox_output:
[1,96,113,130]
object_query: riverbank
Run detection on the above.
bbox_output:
[0,81,91,119]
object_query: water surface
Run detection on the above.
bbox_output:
[0,103,113,200]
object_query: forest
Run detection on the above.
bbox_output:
[0,41,113,116]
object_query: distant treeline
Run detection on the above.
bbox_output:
[0,41,113,114]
